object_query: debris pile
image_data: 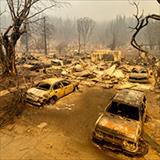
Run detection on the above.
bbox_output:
[17,51,156,91]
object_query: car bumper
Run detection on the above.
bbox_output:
[129,78,149,83]
[26,98,42,106]
[92,131,123,146]
[92,131,138,153]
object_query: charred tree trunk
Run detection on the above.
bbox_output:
[0,0,59,76]
[0,37,9,75]
[0,20,22,75]
[0,42,17,75]
[5,44,17,75]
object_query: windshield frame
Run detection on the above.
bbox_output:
[106,101,140,121]
[36,82,51,91]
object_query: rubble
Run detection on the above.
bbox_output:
[104,64,117,76]
[55,103,75,111]
[37,122,48,129]
[46,67,62,77]
[51,59,63,66]
[91,49,121,62]
[16,52,156,91]
[74,70,96,78]
[115,82,154,91]
[96,82,113,89]
[80,80,96,87]
[30,63,51,71]
[113,69,125,79]
[73,64,83,72]
[16,54,38,65]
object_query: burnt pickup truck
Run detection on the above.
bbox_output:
[92,89,147,155]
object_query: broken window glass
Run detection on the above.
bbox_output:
[61,80,71,86]
[53,83,62,90]
[107,102,139,121]
[36,83,51,90]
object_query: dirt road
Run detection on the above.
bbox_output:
[0,86,160,160]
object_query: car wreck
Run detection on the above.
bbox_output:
[26,78,78,106]
[92,89,147,155]
[129,67,149,83]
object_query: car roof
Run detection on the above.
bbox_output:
[113,89,145,107]
[41,78,64,85]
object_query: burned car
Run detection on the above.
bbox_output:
[129,67,149,83]
[26,78,78,106]
[92,89,146,155]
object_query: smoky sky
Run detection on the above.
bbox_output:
[0,0,159,21]
[51,0,159,21]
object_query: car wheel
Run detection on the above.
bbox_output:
[123,139,148,156]
[49,96,57,105]
[74,85,79,91]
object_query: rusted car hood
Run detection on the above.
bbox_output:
[96,113,140,142]
[27,88,49,99]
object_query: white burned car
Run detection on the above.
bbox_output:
[26,78,78,106]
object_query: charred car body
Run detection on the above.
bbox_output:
[92,89,146,155]
[26,78,78,106]
[129,67,149,83]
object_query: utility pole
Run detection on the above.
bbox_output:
[43,16,47,55]
[25,21,29,54]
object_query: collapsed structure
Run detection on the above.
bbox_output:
[15,48,157,92]
[91,50,121,62]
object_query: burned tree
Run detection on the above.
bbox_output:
[0,0,61,76]
[130,1,160,55]
[77,17,95,53]
[130,0,160,88]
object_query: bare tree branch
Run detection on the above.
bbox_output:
[27,3,57,19]
[0,0,65,75]
[130,2,160,54]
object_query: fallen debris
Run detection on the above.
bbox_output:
[73,64,83,72]
[104,64,117,76]
[51,59,63,66]
[37,122,48,129]
[115,82,154,91]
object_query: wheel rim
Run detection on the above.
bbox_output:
[49,98,56,104]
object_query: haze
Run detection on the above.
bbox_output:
[51,0,159,21]
[0,0,159,21]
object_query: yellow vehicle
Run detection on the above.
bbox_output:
[26,78,79,106]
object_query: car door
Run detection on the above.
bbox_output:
[61,80,74,95]
[52,82,64,98]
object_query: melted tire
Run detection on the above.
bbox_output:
[48,96,57,105]
[135,139,148,156]
[123,139,148,157]
[74,86,79,92]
